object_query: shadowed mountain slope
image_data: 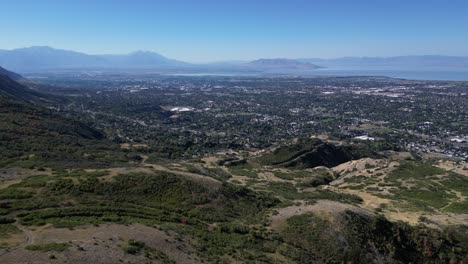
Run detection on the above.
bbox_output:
[256,138,378,168]
[0,72,127,168]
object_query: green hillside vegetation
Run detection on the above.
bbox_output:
[341,161,468,213]
[386,162,468,213]
[1,167,466,262]
[0,170,282,261]
[0,73,50,103]
[0,96,130,169]
[12,171,277,226]
[280,211,467,263]
[25,243,70,252]
[0,66,22,81]
[256,138,377,169]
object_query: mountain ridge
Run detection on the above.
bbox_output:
[2,46,468,72]
[0,46,191,71]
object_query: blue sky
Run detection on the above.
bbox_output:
[1,0,468,62]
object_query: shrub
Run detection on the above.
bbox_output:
[26,243,70,252]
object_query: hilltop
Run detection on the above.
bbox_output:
[256,138,377,168]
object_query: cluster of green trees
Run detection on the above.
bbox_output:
[0,96,133,169]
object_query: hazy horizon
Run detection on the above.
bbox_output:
[3,45,468,64]
[2,0,468,62]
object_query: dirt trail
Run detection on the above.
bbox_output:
[15,224,34,246]
[440,190,465,212]
[0,224,35,257]
[140,154,149,164]
[0,180,22,190]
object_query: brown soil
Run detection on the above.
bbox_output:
[270,200,370,230]
[0,224,202,264]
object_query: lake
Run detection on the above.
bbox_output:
[164,67,468,81]
[305,66,468,81]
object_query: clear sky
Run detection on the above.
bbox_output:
[1,0,468,62]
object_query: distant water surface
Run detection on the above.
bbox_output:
[308,66,468,81]
[167,67,468,81]
[164,73,259,77]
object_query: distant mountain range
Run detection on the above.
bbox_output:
[0,46,191,71]
[1,46,468,72]
[0,47,324,72]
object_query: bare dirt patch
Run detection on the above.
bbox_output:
[200,156,222,167]
[331,158,397,186]
[120,143,150,150]
[435,160,468,177]
[426,214,468,226]
[258,171,289,183]
[270,200,369,230]
[0,168,52,189]
[0,224,202,264]
[228,175,249,185]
